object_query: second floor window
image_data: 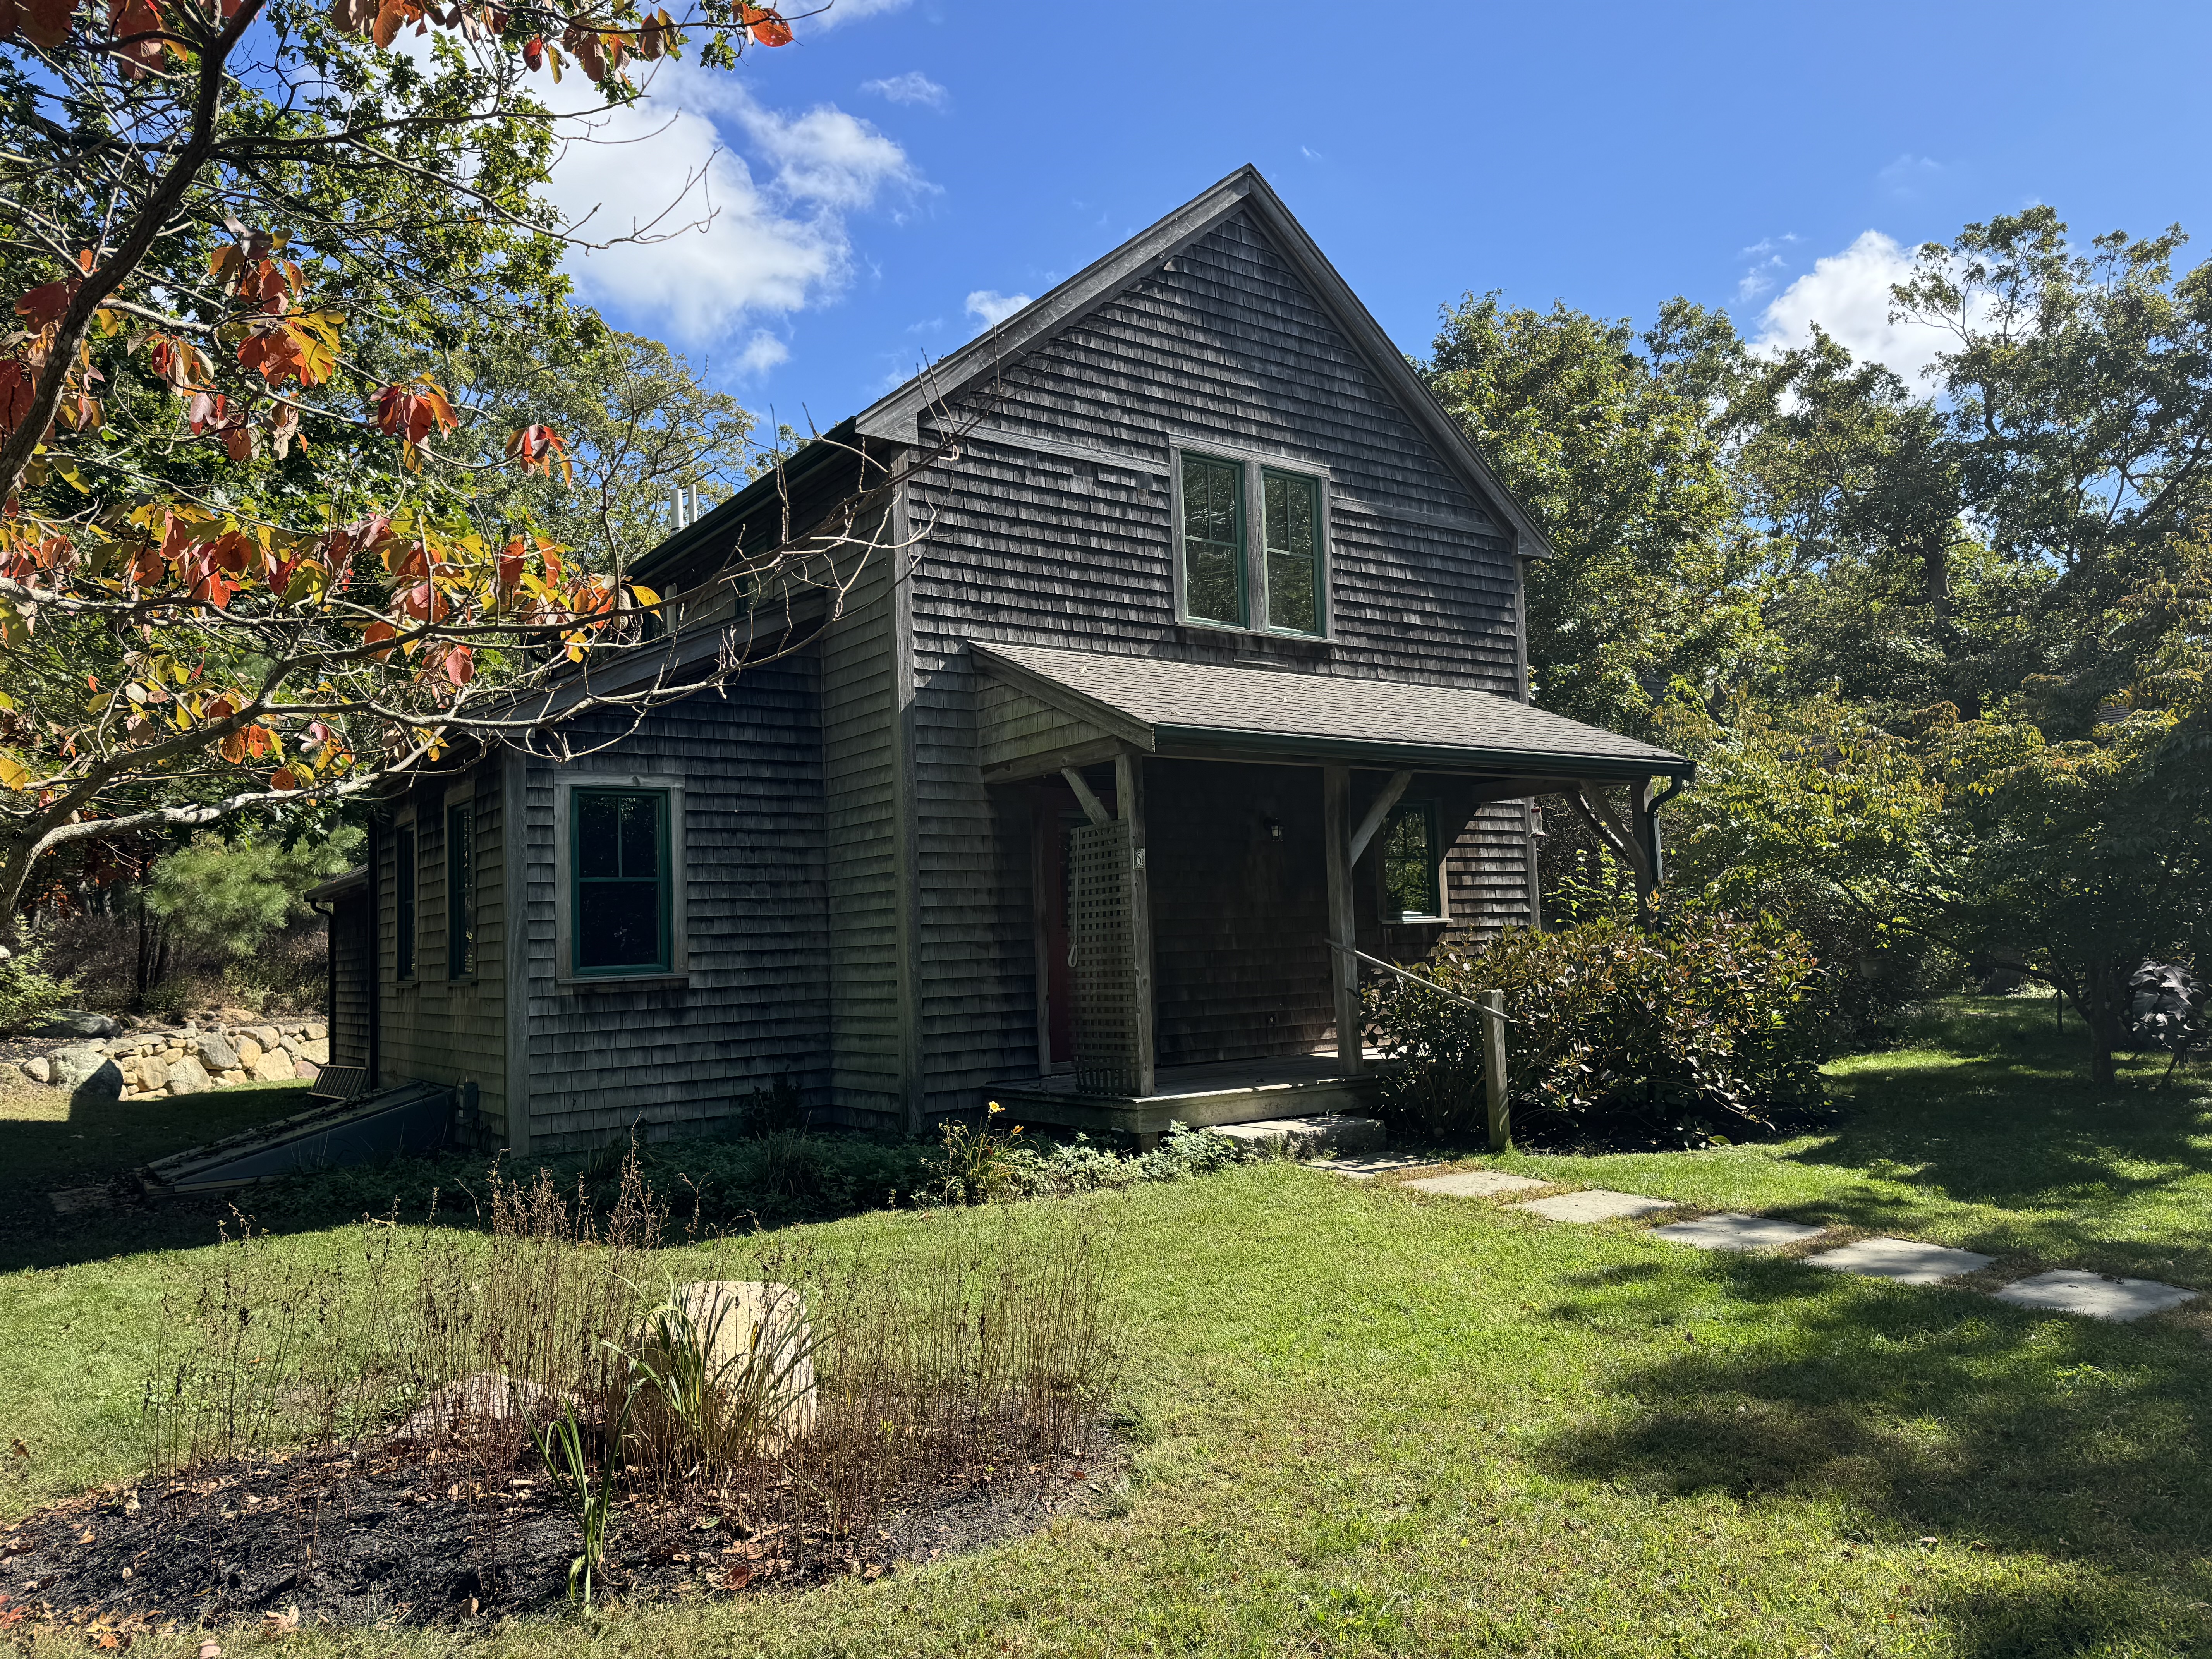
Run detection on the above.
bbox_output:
[1180,454,1243,625]
[1176,449,1328,636]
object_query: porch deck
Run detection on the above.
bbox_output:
[989,1051,1387,1139]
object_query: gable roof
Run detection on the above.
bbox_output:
[973,642,1686,781]
[855,165,1553,558]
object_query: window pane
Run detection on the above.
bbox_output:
[577,793,620,879]
[1180,455,1243,625]
[1382,807,1438,919]
[1267,551,1319,634]
[395,826,416,979]
[1186,544,1242,625]
[448,802,475,979]
[578,881,661,969]
[1264,474,1321,634]
[618,793,661,879]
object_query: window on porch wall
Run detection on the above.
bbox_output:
[1380,802,1446,923]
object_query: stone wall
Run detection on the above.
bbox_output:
[15,1020,328,1101]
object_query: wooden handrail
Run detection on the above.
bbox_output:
[1324,940,1515,1026]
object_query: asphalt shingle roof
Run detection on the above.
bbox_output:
[973,643,1687,777]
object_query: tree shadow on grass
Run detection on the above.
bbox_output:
[1535,1257,2212,1656]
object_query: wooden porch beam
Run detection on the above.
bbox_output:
[1061,766,1112,826]
[1347,769,1415,866]
[1116,752,1156,1098]
[1322,764,1362,1072]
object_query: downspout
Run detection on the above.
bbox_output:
[1642,769,1691,890]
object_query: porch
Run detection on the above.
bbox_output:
[968,642,1692,1135]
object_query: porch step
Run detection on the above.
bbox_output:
[1214,1114,1386,1158]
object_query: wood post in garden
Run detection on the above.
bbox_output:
[1482,989,1510,1150]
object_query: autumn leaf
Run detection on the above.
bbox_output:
[15,276,78,328]
[441,643,474,686]
[362,620,397,658]
[520,31,541,67]
[0,754,28,792]
[740,3,790,47]
[10,0,76,48]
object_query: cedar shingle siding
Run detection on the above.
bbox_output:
[359,174,1682,1144]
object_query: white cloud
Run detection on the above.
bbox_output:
[1753,230,1956,387]
[1878,153,1944,200]
[735,331,791,375]
[862,70,947,109]
[541,61,921,362]
[811,0,912,26]
[965,289,1030,328]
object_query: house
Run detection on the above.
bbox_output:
[316,166,1690,1152]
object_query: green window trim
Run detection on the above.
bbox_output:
[447,800,476,980]
[393,823,417,981]
[1178,452,1246,627]
[1380,801,1446,922]
[570,788,672,976]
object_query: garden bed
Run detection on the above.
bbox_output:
[1,1430,1119,1634]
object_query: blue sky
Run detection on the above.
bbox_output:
[546,0,2212,439]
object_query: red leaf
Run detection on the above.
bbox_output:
[271,768,299,792]
[15,278,76,328]
[441,643,474,686]
[496,536,525,590]
[15,0,76,46]
[0,362,33,436]
[521,31,541,68]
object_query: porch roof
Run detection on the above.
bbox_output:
[971,642,1689,784]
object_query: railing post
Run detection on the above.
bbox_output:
[1481,989,1510,1151]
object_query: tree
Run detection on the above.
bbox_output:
[0,0,919,936]
[1422,294,1773,733]
[455,325,758,577]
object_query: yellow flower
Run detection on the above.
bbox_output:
[987,1101,1003,1114]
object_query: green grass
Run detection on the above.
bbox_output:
[5,996,2211,1657]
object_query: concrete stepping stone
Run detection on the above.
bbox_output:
[1403,1169,1553,1197]
[1511,1189,1675,1223]
[1216,1114,1385,1157]
[1803,1236,1992,1284]
[1991,1268,2200,1323]
[1649,1212,1827,1251]
[1308,1155,1439,1181]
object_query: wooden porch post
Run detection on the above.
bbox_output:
[1115,752,1156,1098]
[1322,764,1362,1072]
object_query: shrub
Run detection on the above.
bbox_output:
[0,939,77,1035]
[1367,905,1829,1139]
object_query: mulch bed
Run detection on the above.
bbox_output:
[0,1435,1119,1639]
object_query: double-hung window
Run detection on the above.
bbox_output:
[572,789,671,974]
[393,823,417,981]
[1379,802,1446,923]
[447,800,476,979]
[1175,447,1329,637]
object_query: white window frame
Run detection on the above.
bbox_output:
[1168,437,1333,639]
[552,770,690,988]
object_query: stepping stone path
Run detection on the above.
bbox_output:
[1992,1269,2200,1323]
[1403,1169,1551,1197]
[1803,1237,1994,1283]
[1324,1161,2203,1325]
[1648,1212,1826,1252]
[1309,1155,1442,1181]
[1512,1189,1676,1223]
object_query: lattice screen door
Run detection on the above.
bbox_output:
[1068,817,1141,1094]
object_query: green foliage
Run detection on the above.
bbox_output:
[0,939,76,1035]
[527,1389,639,1610]
[1422,294,1772,730]
[143,825,365,960]
[1369,910,1828,1137]
[923,1102,1031,1205]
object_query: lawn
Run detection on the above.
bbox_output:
[5,996,2210,1657]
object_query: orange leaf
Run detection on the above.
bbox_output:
[271,768,299,792]
[362,620,397,658]
[442,643,474,686]
[740,3,790,46]
[17,0,75,47]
